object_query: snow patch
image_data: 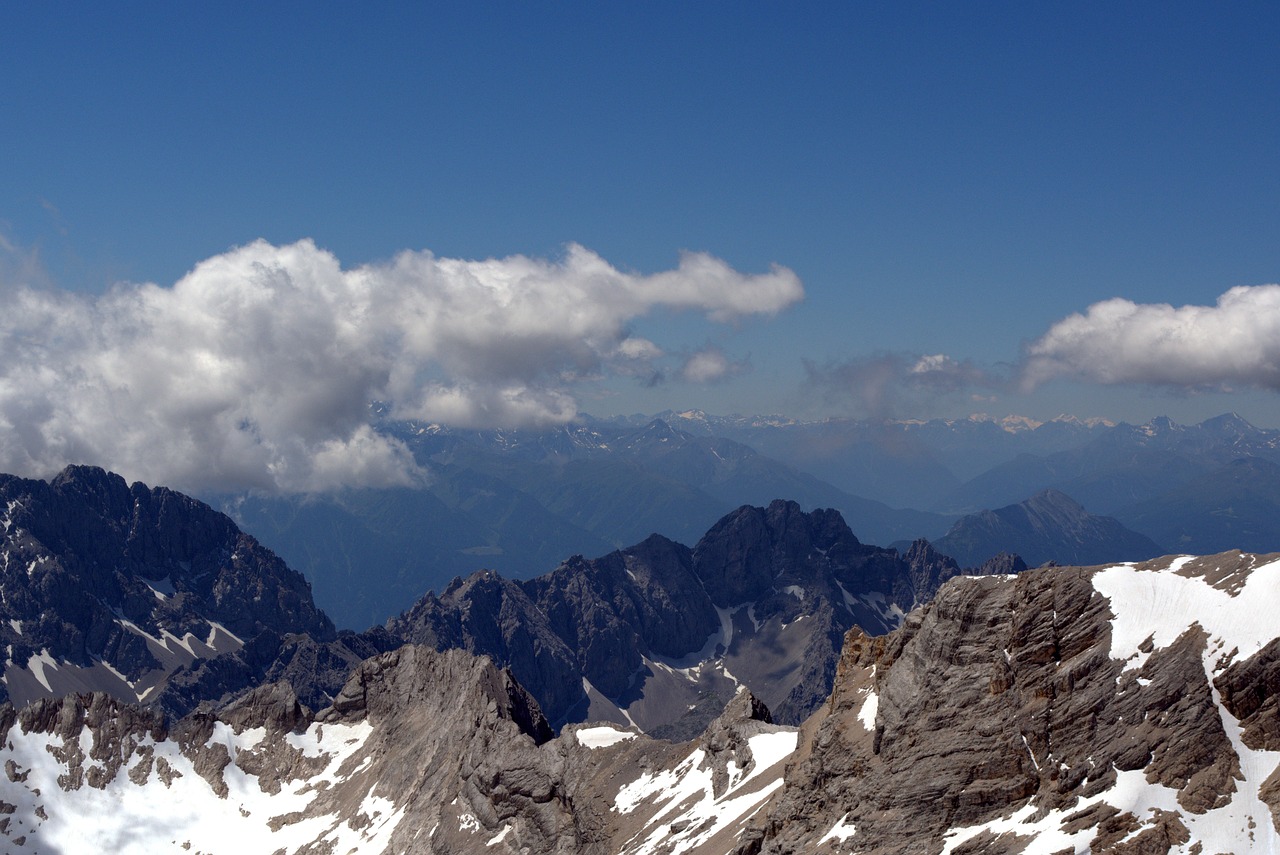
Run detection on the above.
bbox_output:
[819,813,857,845]
[0,717,398,855]
[27,650,57,692]
[575,726,637,749]
[145,575,176,600]
[1093,558,1280,672]
[857,691,878,732]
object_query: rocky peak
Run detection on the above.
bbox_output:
[0,466,334,712]
[321,645,555,745]
[1201,410,1259,439]
[934,487,1166,567]
[976,549,1028,575]
[381,500,1026,735]
[692,499,857,606]
[894,537,963,610]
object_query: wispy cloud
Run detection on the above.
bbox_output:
[0,239,802,493]
[1022,285,1280,392]
[681,345,748,384]
[803,352,1007,419]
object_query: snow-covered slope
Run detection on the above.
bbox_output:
[0,650,798,855]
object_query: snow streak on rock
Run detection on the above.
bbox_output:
[614,730,797,855]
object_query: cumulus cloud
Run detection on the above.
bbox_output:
[804,352,1006,419]
[1022,285,1280,391]
[0,239,802,494]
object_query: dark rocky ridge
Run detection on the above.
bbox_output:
[391,499,1026,732]
[2,468,1016,731]
[0,466,334,710]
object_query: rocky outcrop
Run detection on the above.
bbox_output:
[741,553,1280,854]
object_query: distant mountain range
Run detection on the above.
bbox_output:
[219,417,952,628]
[212,410,1280,628]
[926,488,1166,568]
[640,408,1119,507]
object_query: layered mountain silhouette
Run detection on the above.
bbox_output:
[929,488,1166,567]
[222,417,951,629]
[937,412,1280,514]
[0,467,1003,734]
[214,411,1280,632]
[1113,456,1280,554]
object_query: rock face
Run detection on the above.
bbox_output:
[0,466,334,711]
[391,499,1001,733]
[742,550,1280,854]
[932,487,1166,567]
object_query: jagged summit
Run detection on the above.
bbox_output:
[0,465,332,712]
[391,498,1000,735]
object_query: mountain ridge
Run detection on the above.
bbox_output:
[1,550,1278,853]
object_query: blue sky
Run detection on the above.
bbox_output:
[2,3,1279,490]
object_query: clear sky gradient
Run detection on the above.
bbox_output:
[2,3,1279,490]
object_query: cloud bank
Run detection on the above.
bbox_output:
[1023,285,1280,391]
[0,239,802,494]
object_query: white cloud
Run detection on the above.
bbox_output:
[1023,285,1280,391]
[681,346,746,384]
[0,239,801,494]
[615,337,664,361]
